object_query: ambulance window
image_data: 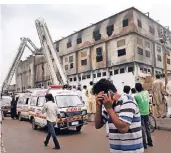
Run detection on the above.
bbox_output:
[25,98,29,105]
[30,97,37,106]
[37,97,45,107]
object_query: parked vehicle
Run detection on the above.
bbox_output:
[1,96,12,117]
[16,92,32,121]
[29,85,88,132]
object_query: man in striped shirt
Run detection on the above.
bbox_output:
[92,79,144,153]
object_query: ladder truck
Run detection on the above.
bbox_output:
[1,18,68,95]
[1,37,42,95]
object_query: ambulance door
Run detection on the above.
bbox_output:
[36,96,46,127]
[29,96,38,122]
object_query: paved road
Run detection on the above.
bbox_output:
[2,117,171,153]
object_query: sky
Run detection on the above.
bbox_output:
[0,1,171,87]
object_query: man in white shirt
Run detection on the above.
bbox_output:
[42,94,60,150]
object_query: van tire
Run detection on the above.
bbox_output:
[32,118,38,130]
[18,113,23,121]
[76,126,82,132]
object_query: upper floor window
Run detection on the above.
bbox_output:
[65,57,68,62]
[106,25,114,37]
[56,46,59,52]
[70,63,74,69]
[93,30,101,41]
[96,47,103,62]
[157,46,161,52]
[137,19,142,28]
[149,26,155,34]
[81,59,87,66]
[67,41,72,48]
[69,56,73,63]
[157,55,162,61]
[123,19,128,27]
[77,37,82,44]
[145,41,150,49]
[65,65,68,70]
[118,48,126,57]
[137,47,143,55]
[145,50,151,58]
[128,67,134,72]
[117,39,126,47]
[167,58,170,64]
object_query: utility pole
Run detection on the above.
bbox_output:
[160,26,170,89]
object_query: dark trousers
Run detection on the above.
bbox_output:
[44,121,60,148]
[141,115,153,147]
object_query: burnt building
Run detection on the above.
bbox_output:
[16,7,171,92]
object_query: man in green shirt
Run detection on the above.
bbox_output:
[134,83,153,149]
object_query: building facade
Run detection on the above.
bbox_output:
[16,7,171,92]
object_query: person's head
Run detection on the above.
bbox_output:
[83,85,87,90]
[156,74,161,79]
[135,83,143,92]
[90,81,93,86]
[123,86,131,94]
[92,78,117,95]
[45,93,54,102]
[131,88,136,94]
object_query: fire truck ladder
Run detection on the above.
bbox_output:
[1,37,41,93]
[35,18,68,85]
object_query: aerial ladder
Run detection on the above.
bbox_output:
[35,18,68,85]
[1,37,42,94]
[1,18,68,95]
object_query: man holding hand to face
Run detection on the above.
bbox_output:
[92,79,144,153]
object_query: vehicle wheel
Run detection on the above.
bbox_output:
[32,118,38,130]
[149,114,156,133]
[18,113,23,121]
[76,126,82,132]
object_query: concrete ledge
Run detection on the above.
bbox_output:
[156,118,171,131]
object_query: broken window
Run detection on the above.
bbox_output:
[114,69,119,75]
[93,30,101,41]
[67,41,72,48]
[120,68,125,74]
[103,72,106,76]
[145,50,151,58]
[74,77,77,81]
[81,59,87,66]
[137,19,142,28]
[157,55,162,61]
[70,63,74,69]
[97,72,101,77]
[106,25,114,37]
[77,37,82,44]
[93,74,96,78]
[87,75,91,79]
[123,19,128,27]
[118,48,126,57]
[128,67,134,72]
[109,71,113,76]
[82,75,86,80]
[96,47,103,62]
[137,47,143,55]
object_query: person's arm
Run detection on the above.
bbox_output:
[95,92,108,129]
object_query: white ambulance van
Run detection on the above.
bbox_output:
[17,92,32,121]
[29,85,88,132]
